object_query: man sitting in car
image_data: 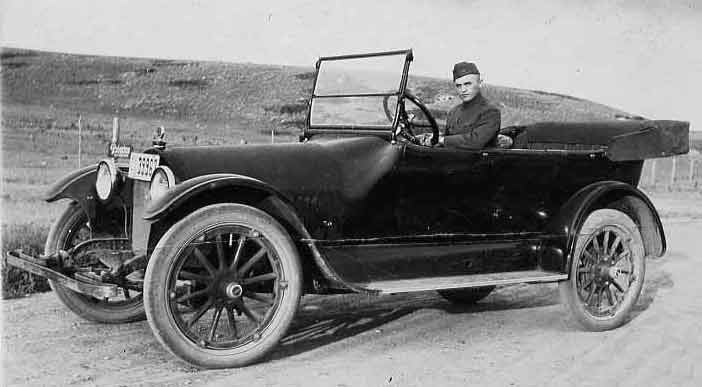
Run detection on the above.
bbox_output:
[420,61,507,148]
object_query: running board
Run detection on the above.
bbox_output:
[353,270,568,294]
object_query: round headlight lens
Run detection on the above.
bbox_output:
[95,160,117,201]
[149,166,175,201]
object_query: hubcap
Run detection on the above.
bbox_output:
[592,263,615,282]
[225,283,243,299]
[607,266,623,279]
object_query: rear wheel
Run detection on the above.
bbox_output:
[144,203,302,368]
[45,203,145,323]
[438,286,495,304]
[559,209,645,331]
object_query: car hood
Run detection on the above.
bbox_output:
[158,136,402,203]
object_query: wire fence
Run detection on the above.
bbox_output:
[639,151,702,191]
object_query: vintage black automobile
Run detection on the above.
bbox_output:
[7,49,689,368]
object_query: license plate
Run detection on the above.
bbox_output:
[128,152,160,181]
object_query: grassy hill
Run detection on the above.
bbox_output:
[1,48,633,138]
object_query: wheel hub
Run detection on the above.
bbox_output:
[224,282,243,299]
[607,266,623,280]
[591,261,617,281]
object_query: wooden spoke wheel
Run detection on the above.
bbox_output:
[144,204,302,368]
[560,209,645,331]
[46,203,145,323]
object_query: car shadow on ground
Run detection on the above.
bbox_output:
[631,258,674,316]
[270,283,563,361]
[271,266,674,361]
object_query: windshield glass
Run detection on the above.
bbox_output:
[314,54,406,96]
[310,96,398,127]
[310,52,409,129]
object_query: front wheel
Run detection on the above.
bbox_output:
[46,203,145,323]
[559,209,645,331]
[144,203,302,368]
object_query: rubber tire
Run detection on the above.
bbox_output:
[438,286,495,304]
[559,209,645,331]
[144,203,303,368]
[45,203,146,323]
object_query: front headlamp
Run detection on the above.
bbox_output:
[149,166,175,202]
[95,159,119,202]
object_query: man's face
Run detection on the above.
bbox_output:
[454,74,481,103]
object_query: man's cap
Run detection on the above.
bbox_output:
[453,62,480,80]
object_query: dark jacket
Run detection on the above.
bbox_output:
[444,94,501,149]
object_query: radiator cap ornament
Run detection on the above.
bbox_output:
[153,126,166,150]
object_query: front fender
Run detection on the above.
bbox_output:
[143,173,365,292]
[545,180,665,272]
[143,173,286,221]
[43,164,129,236]
[44,165,96,202]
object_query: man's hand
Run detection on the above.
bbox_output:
[418,133,432,146]
[496,134,513,148]
[416,133,440,147]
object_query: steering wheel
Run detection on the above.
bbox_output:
[383,91,440,146]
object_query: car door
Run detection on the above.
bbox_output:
[394,143,497,235]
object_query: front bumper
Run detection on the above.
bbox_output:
[5,250,119,299]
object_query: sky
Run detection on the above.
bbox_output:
[1,0,700,130]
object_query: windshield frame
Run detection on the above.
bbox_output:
[304,49,413,138]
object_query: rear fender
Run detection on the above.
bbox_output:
[545,180,665,273]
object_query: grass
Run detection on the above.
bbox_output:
[0,47,695,298]
[1,223,51,298]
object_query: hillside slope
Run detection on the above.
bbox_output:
[1,48,631,136]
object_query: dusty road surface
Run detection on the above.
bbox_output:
[3,216,702,386]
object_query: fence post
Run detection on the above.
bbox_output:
[689,158,696,183]
[649,159,657,186]
[271,128,275,144]
[77,114,82,167]
[669,157,677,189]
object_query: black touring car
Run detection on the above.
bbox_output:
[7,49,689,368]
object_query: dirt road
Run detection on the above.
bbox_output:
[3,217,702,387]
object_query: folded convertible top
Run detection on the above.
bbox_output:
[516,120,689,161]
